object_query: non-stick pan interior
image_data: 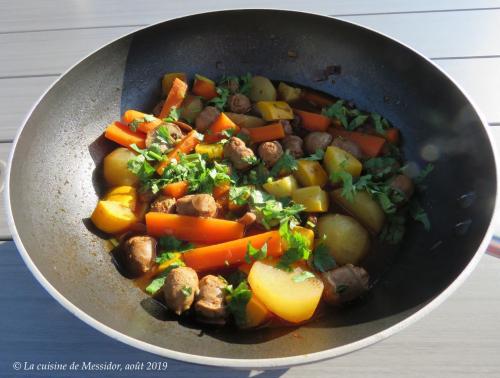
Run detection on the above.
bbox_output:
[8,10,496,363]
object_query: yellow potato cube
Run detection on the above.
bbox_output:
[91,200,137,234]
[256,101,294,121]
[104,186,137,210]
[294,160,328,187]
[242,295,271,328]
[323,146,362,182]
[248,260,324,323]
[332,189,385,234]
[195,143,224,160]
[262,175,299,198]
[278,82,301,102]
[292,186,329,212]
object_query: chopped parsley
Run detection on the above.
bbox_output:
[269,150,298,177]
[322,100,349,128]
[226,281,252,327]
[245,241,268,264]
[371,113,390,135]
[155,236,194,264]
[250,191,304,229]
[181,285,192,297]
[277,221,311,271]
[128,113,157,132]
[208,86,230,111]
[163,107,181,123]
[312,242,336,272]
[229,185,253,206]
[304,149,325,161]
[347,114,369,131]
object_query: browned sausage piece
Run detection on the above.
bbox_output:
[220,78,239,94]
[176,194,217,218]
[389,174,415,202]
[304,131,333,155]
[321,264,369,306]
[163,267,200,315]
[122,236,157,277]
[194,275,228,324]
[146,122,183,151]
[281,135,304,158]
[150,196,176,214]
[258,141,283,167]
[195,106,220,133]
[223,137,256,170]
[330,137,364,160]
[228,93,252,114]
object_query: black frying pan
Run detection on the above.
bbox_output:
[5,10,498,368]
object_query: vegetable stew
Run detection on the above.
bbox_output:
[91,73,431,328]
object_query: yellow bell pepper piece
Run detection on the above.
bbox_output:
[294,160,328,187]
[256,101,294,121]
[162,72,187,95]
[242,295,271,328]
[104,186,137,210]
[195,143,224,160]
[292,186,329,212]
[278,82,301,102]
[323,146,362,182]
[91,200,137,234]
[262,175,299,198]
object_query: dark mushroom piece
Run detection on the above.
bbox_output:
[163,266,200,315]
[304,131,333,155]
[321,264,369,306]
[330,137,364,160]
[281,135,304,158]
[176,194,217,218]
[237,212,257,226]
[389,174,415,203]
[194,275,228,324]
[228,93,252,114]
[122,236,157,277]
[145,122,183,152]
[195,106,220,133]
[258,141,283,167]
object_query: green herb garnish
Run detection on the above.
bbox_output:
[312,242,336,272]
[245,241,268,264]
[181,286,192,297]
[226,281,252,327]
[292,271,315,283]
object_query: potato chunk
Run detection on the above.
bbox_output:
[248,261,323,323]
[292,186,329,212]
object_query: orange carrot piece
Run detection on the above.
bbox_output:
[329,128,386,157]
[156,130,201,175]
[122,110,162,134]
[384,128,400,144]
[145,212,244,244]
[245,123,285,143]
[204,113,240,144]
[301,90,334,107]
[293,109,331,131]
[159,78,188,119]
[104,121,146,149]
[162,181,189,198]
[182,231,282,271]
[213,183,231,199]
[192,74,217,100]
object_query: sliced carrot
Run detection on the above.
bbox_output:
[245,123,285,143]
[293,109,331,131]
[204,113,240,144]
[159,78,188,119]
[213,183,231,199]
[145,212,244,244]
[329,128,386,157]
[182,231,282,271]
[104,121,146,149]
[192,74,218,100]
[122,110,162,134]
[162,181,189,198]
[301,90,334,107]
[384,128,400,144]
[156,130,200,175]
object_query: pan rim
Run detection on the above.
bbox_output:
[5,8,499,369]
